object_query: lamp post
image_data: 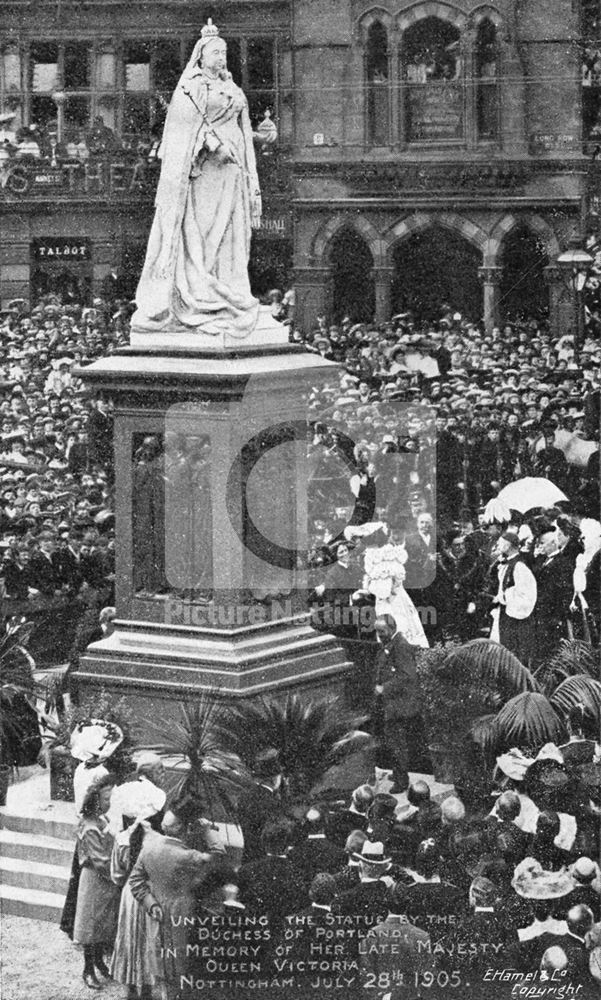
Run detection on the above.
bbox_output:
[556,236,594,364]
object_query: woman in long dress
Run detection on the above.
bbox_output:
[109,760,167,1000]
[132,20,261,337]
[73,773,120,989]
[363,539,429,648]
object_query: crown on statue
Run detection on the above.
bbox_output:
[201,18,220,41]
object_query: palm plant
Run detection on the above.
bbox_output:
[0,618,38,770]
[224,692,374,799]
[444,638,601,760]
[147,697,252,820]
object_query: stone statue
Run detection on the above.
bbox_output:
[131,20,262,338]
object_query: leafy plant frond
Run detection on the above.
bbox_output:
[145,696,252,819]
[549,675,601,727]
[223,693,372,797]
[492,692,564,755]
[443,639,539,700]
[537,640,600,695]
[469,713,499,758]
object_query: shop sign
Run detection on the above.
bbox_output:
[32,238,91,261]
[256,215,291,237]
[32,171,64,187]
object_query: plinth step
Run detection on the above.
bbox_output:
[0,855,71,895]
[0,883,65,922]
[0,828,73,867]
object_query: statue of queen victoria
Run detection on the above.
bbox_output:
[131,20,262,338]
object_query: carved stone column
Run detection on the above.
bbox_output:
[478,265,502,332]
[372,265,395,323]
[544,264,572,339]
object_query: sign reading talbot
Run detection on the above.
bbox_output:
[32,238,91,261]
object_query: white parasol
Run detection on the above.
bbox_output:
[496,477,568,514]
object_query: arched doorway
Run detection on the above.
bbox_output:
[391,226,482,321]
[329,228,375,323]
[499,226,549,322]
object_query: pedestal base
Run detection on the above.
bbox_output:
[78,616,354,737]
[129,305,289,352]
[76,336,352,735]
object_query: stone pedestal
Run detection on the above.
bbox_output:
[77,318,352,731]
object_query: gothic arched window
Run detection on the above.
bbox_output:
[366,21,389,145]
[476,18,498,140]
[403,17,463,143]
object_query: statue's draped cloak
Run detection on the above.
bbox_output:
[132,69,260,337]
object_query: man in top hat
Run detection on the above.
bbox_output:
[236,748,287,864]
[335,839,394,923]
[490,531,537,664]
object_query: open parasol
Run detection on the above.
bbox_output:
[496,477,568,514]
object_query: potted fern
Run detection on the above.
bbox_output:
[0,619,41,804]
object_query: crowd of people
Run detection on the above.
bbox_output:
[0,290,599,666]
[0,113,161,168]
[301,308,600,657]
[0,293,126,662]
[2,280,598,1000]
[62,711,601,1000]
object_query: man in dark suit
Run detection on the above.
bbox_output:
[437,876,517,985]
[373,615,425,791]
[359,883,434,989]
[327,783,373,848]
[335,839,394,925]
[404,512,436,593]
[533,522,576,662]
[396,839,465,940]
[28,531,61,597]
[3,545,33,601]
[237,818,305,920]
[396,781,443,857]
[65,431,89,478]
[288,806,346,889]
[522,905,596,985]
[565,858,601,920]
[53,530,84,596]
[87,397,113,473]
[487,790,530,864]
[236,748,287,864]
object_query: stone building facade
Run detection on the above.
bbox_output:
[290,0,593,332]
[0,1,293,306]
[0,0,597,330]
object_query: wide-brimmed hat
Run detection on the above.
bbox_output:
[70,718,123,762]
[512,859,574,900]
[353,839,391,865]
[112,778,166,820]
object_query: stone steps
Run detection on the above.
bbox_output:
[0,773,76,922]
[0,854,71,895]
[0,882,67,923]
